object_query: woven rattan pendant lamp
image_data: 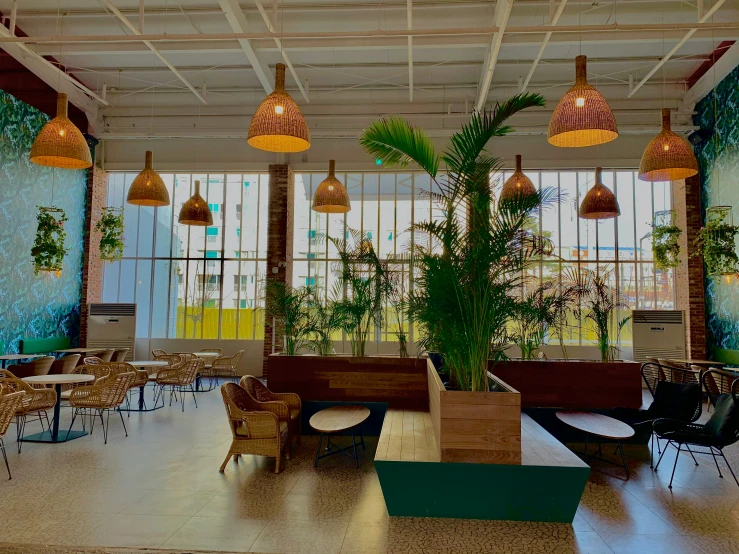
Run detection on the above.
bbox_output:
[638,108,698,182]
[579,167,620,219]
[30,93,92,169]
[312,160,351,213]
[548,56,619,148]
[127,151,170,206]
[247,63,310,153]
[178,180,213,226]
[500,155,536,201]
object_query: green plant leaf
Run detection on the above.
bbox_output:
[359,116,440,178]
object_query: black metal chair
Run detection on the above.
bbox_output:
[612,362,702,467]
[653,369,739,489]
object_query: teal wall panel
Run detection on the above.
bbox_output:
[0,90,87,354]
[693,65,739,355]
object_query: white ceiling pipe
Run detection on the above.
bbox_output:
[476,0,515,112]
[100,0,207,103]
[4,21,739,44]
[628,0,728,98]
[408,0,413,102]
[520,0,567,93]
[252,0,309,102]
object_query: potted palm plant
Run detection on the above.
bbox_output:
[264,281,313,355]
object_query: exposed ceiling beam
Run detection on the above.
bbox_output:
[407,0,413,102]
[0,23,106,125]
[475,0,514,112]
[683,40,739,108]
[521,0,567,93]
[252,0,309,102]
[217,0,273,94]
[627,0,728,97]
[7,21,739,45]
[99,0,207,103]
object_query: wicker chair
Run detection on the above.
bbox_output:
[67,372,136,444]
[0,371,57,452]
[154,354,183,367]
[211,350,244,383]
[98,349,115,363]
[48,354,81,375]
[152,349,168,358]
[112,348,129,362]
[0,391,25,479]
[241,375,301,450]
[5,356,55,379]
[155,359,202,412]
[84,356,106,365]
[60,364,110,403]
[201,348,222,355]
[219,382,289,474]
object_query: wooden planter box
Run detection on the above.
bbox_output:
[490,359,642,410]
[267,354,429,410]
[427,361,522,465]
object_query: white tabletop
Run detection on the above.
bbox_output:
[0,354,45,361]
[129,360,169,368]
[53,348,107,354]
[193,352,220,358]
[23,374,95,385]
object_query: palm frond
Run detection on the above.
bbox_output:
[359,116,440,178]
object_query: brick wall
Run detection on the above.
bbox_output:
[79,165,109,346]
[673,175,707,359]
[262,164,294,378]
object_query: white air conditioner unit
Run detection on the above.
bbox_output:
[87,303,136,361]
[632,310,686,363]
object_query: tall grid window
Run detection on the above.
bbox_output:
[102,172,269,339]
[293,170,674,346]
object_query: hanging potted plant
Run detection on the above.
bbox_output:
[31,207,68,276]
[693,205,739,279]
[652,210,681,271]
[95,207,125,261]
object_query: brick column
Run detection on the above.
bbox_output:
[262,164,294,379]
[673,175,707,359]
[80,165,109,346]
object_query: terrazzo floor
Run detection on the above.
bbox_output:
[1,383,739,553]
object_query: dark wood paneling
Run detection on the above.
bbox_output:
[491,360,642,410]
[267,355,429,410]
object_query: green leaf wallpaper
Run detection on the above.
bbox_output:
[0,89,87,354]
[693,64,739,354]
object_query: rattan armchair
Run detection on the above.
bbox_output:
[0,371,57,453]
[219,382,289,474]
[60,364,110,403]
[5,356,55,379]
[152,349,168,358]
[83,356,105,365]
[154,359,202,412]
[67,371,136,444]
[211,350,244,383]
[48,354,81,375]
[98,349,115,362]
[241,376,301,450]
[0,391,25,479]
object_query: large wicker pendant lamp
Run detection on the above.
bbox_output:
[579,167,620,220]
[638,108,698,182]
[30,93,92,169]
[312,160,351,213]
[548,56,619,148]
[178,180,213,226]
[500,155,536,201]
[247,63,310,153]
[126,151,170,206]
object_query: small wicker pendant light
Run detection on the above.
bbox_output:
[579,167,620,220]
[178,180,213,226]
[312,160,351,213]
[548,56,619,148]
[126,151,170,207]
[638,108,698,182]
[30,93,92,169]
[500,155,536,201]
[247,63,311,153]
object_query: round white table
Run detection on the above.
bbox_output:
[193,352,220,365]
[127,361,169,411]
[22,374,95,443]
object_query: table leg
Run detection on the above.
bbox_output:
[617,441,630,478]
[315,433,324,468]
[352,430,358,468]
[138,385,145,410]
[51,384,62,441]
[584,433,589,464]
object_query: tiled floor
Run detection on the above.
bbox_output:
[1,384,739,553]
